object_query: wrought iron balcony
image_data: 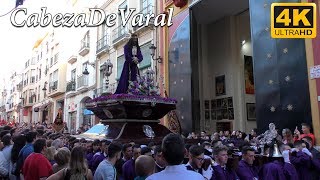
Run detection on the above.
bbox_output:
[66,80,76,92]
[79,37,90,56]
[49,81,58,92]
[96,34,109,56]
[112,24,129,44]
[133,5,155,32]
[77,75,89,91]
[93,82,118,98]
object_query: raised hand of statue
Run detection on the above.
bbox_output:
[133,57,139,64]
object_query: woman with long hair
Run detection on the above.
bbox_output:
[52,147,71,173]
[47,146,93,180]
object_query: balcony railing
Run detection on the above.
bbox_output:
[133,5,154,31]
[93,82,118,97]
[112,24,129,43]
[49,81,58,92]
[79,36,90,56]
[81,38,90,49]
[96,34,109,55]
[77,75,88,89]
[66,80,76,92]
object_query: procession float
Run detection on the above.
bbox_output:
[85,33,178,144]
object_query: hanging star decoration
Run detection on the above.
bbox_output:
[285,76,291,82]
[265,27,269,32]
[264,3,268,8]
[270,106,276,112]
[267,53,272,59]
[268,80,274,85]
[287,104,293,111]
[283,48,288,54]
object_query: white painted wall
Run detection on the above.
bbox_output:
[199,11,256,133]
[237,11,256,133]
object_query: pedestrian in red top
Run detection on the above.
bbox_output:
[22,138,53,180]
[294,123,316,145]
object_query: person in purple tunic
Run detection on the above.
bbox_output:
[88,139,101,171]
[290,140,313,180]
[122,144,141,180]
[236,146,259,180]
[91,140,111,174]
[302,136,320,180]
[115,33,143,94]
[86,141,94,164]
[258,144,298,180]
[212,145,239,180]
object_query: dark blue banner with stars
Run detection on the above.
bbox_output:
[249,0,312,134]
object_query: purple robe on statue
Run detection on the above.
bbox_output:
[115,44,143,94]
[236,160,259,180]
[290,151,312,180]
[122,159,136,180]
[212,164,239,180]
[258,160,298,180]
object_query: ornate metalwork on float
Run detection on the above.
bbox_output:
[256,123,282,157]
[257,123,278,145]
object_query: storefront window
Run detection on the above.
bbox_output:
[83,108,92,127]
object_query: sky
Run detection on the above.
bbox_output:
[0,0,104,86]
[0,0,61,84]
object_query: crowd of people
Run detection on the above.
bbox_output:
[0,122,319,180]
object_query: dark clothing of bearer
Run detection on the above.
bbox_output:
[258,160,298,180]
[290,151,312,180]
[212,164,239,180]
[236,160,259,180]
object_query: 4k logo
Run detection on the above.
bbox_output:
[271,3,317,38]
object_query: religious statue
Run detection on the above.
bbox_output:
[54,108,63,125]
[115,33,143,94]
[53,108,64,132]
[257,123,280,145]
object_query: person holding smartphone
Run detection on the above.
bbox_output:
[294,123,316,145]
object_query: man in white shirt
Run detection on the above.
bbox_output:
[146,133,204,180]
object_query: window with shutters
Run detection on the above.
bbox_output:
[118,1,127,35]
[117,55,125,80]
[140,0,153,14]
[139,41,152,70]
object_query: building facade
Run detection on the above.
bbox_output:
[159,0,320,143]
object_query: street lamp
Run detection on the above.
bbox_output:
[100,59,113,90]
[149,44,162,63]
[42,82,47,91]
[82,64,89,75]
[82,62,96,75]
